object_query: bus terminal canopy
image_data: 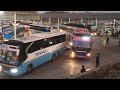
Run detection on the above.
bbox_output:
[0,11,40,21]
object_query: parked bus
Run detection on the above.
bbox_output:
[1,19,12,25]
[59,25,75,33]
[2,25,25,40]
[64,23,86,28]
[30,24,51,32]
[70,28,92,58]
[0,31,67,76]
[20,20,33,25]
[63,22,94,32]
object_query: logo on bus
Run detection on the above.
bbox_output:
[35,50,47,56]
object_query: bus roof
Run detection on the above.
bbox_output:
[0,25,10,29]
[3,26,24,31]
[3,40,23,46]
[59,25,76,30]
[30,24,51,28]
[16,31,66,43]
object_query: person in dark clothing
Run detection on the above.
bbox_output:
[96,53,100,67]
[80,65,86,73]
[106,37,109,44]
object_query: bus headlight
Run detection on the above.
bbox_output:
[71,51,75,58]
[94,33,97,35]
[70,42,73,46]
[10,68,18,73]
[82,37,89,41]
[87,53,91,57]
[91,33,93,36]
[0,65,2,71]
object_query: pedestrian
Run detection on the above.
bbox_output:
[106,36,109,45]
[80,65,86,73]
[96,53,100,67]
[103,38,106,48]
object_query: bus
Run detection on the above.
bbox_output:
[0,25,12,42]
[70,28,92,58]
[1,19,12,25]
[64,23,86,28]
[63,22,95,33]
[2,25,25,40]
[20,20,33,25]
[0,31,67,76]
[59,24,75,33]
[30,24,51,32]
[59,24,78,41]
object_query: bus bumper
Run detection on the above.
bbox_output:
[2,70,21,76]
[71,51,91,58]
[0,65,23,76]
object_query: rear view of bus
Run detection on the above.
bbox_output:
[70,28,92,58]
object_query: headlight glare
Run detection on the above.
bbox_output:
[10,68,18,73]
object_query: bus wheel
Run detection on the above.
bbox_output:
[57,51,60,56]
[52,54,56,61]
[26,64,33,74]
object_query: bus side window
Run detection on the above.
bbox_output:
[28,40,43,53]
[49,37,56,46]
[42,39,49,49]
[59,34,66,42]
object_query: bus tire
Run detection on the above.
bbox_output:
[57,51,60,56]
[26,64,33,74]
[52,54,56,61]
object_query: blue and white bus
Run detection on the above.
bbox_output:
[0,31,67,76]
[2,26,25,40]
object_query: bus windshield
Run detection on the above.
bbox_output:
[73,41,91,48]
[73,33,90,37]
[0,49,19,66]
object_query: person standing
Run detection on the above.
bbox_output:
[80,65,86,73]
[106,36,109,45]
[96,53,100,67]
[103,38,106,48]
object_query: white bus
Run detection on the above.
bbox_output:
[0,31,67,76]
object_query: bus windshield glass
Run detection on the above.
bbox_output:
[73,41,91,48]
[73,33,90,37]
[0,49,19,66]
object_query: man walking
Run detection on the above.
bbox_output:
[96,53,100,67]
[106,36,109,45]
